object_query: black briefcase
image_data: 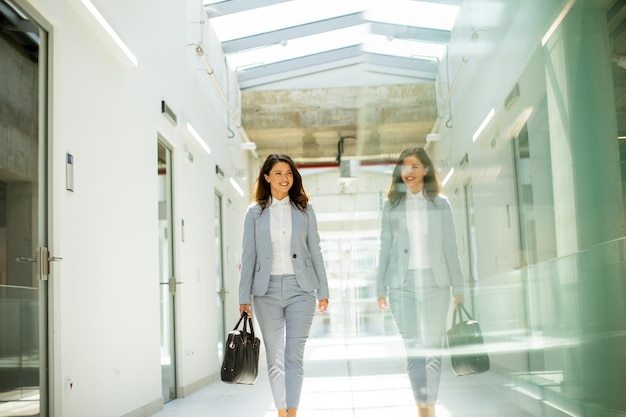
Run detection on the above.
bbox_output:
[446,303,490,376]
[221,312,260,385]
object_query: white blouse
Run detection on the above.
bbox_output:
[405,190,431,269]
[269,196,295,275]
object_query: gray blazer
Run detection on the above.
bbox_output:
[377,194,465,297]
[238,202,330,304]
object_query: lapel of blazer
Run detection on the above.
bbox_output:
[393,200,409,244]
[426,197,435,229]
[290,205,305,249]
[257,206,272,251]
[426,197,443,251]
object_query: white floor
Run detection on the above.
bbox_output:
[152,336,534,417]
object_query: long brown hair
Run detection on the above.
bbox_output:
[387,147,441,207]
[254,153,309,210]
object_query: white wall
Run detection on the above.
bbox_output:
[16,0,253,415]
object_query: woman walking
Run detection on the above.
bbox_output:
[239,153,330,417]
[377,147,465,417]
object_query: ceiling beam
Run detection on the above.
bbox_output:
[239,58,364,89]
[237,45,362,83]
[204,0,290,18]
[237,48,439,88]
[367,53,438,73]
[369,21,450,44]
[365,65,436,81]
[222,12,364,54]
[421,0,463,5]
[365,55,437,80]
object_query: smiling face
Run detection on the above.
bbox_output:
[400,155,429,193]
[264,161,293,200]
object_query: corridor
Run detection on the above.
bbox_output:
[152,336,533,417]
[3,1,626,416]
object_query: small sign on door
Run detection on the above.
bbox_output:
[66,153,74,192]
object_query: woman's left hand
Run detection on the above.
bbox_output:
[453,295,465,309]
[317,299,329,312]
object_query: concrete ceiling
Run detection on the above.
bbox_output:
[242,82,437,166]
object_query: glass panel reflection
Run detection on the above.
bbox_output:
[299,3,626,414]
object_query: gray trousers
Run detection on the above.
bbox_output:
[253,274,316,409]
[388,268,450,403]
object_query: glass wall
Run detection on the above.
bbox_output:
[297,2,626,416]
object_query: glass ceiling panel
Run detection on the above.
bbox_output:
[363,35,447,60]
[209,0,460,73]
[365,1,460,30]
[210,0,364,42]
[226,24,367,71]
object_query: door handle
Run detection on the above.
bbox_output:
[16,257,37,263]
[16,248,62,280]
[40,247,62,277]
[168,276,183,295]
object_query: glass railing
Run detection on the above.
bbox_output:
[307,235,626,415]
[0,284,40,412]
[472,237,626,415]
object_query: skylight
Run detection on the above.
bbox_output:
[208,0,364,41]
[365,0,459,31]
[363,35,448,61]
[226,24,368,71]
[206,0,461,82]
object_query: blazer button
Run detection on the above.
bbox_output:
[292,254,297,258]
[404,249,409,254]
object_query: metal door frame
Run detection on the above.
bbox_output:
[1,1,53,415]
[157,138,179,402]
[214,191,226,362]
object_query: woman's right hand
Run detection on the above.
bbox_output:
[239,304,251,317]
[378,296,388,311]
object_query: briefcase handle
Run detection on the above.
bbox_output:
[452,303,475,325]
[232,312,256,340]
